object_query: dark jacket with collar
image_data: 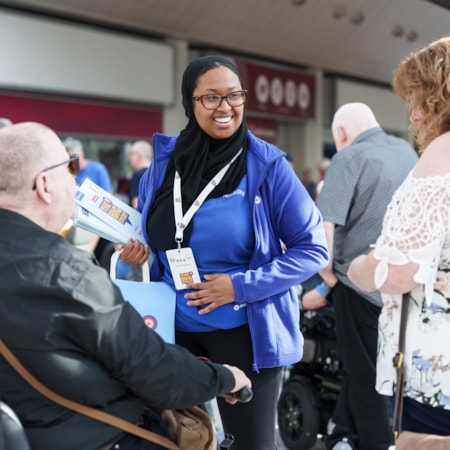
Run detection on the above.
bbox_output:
[0,208,234,450]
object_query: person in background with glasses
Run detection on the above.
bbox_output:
[119,55,329,449]
[0,121,251,450]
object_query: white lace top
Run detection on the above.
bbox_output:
[374,172,450,408]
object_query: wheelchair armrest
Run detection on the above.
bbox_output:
[0,401,32,450]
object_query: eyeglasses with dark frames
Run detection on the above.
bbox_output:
[192,90,248,110]
[32,154,80,190]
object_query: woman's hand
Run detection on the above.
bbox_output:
[185,273,235,314]
[116,238,149,266]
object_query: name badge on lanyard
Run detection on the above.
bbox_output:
[166,247,201,290]
[165,148,242,290]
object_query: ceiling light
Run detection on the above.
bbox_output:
[392,25,404,37]
[332,5,347,19]
[406,30,418,42]
[350,10,365,25]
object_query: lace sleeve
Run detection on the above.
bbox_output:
[373,173,450,299]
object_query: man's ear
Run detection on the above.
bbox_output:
[34,173,52,204]
[336,126,347,145]
[334,125,351,151]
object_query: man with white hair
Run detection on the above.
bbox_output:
[316,102,418,450]
[128,140,153,208]
[63,137,112,192]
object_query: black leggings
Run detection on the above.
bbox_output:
[176,326,283,450]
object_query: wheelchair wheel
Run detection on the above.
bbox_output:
[277,377,321,450]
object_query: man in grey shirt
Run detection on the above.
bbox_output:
[317,102,418,450]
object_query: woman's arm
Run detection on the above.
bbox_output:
[348,251,419,294]
[349,135,450,296]
[232,159,329,302]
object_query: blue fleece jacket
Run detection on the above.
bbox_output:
[138,131,328,370]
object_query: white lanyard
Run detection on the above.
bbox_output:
[173,148,243,248]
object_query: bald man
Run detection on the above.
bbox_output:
[128,140,153,208]
[0,122,251,450]
[316,103,418,450]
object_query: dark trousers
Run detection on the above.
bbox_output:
[176,326,283,450]
[391,396,450,435]
[325,282,392,450]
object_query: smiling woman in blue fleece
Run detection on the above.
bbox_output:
[120,54,329,450]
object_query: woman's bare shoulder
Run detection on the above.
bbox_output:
[413,131,450,178]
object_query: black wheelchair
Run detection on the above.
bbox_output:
[277,292,342,450]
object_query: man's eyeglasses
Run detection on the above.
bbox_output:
[32,154,80,190]
[192,90,248,110]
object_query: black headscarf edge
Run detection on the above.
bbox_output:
[181,55,245,120]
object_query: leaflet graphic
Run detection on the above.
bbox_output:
[74,178,145,245]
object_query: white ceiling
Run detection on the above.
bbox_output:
[2,0,450,85]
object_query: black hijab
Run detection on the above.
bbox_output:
[147,56,248,250]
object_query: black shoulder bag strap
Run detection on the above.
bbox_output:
[0,339,179,450]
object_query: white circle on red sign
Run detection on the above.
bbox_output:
[285,80,297,108]
[299,83,310,109]
[271,77,283,106]
[255,74,270,103]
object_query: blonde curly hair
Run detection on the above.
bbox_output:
[392,36,450,152]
